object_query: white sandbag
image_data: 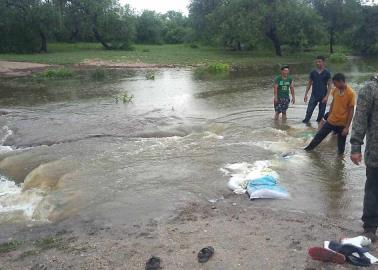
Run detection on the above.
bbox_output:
[247,175,290,200]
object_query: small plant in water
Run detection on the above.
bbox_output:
[90,68,106,81]
[194,62,231,80]
[207,63,230,73]
[146,72,155,80]
[38,68,74,79]
[115,92,134,104]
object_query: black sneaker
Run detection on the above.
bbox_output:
[363,227,377,243]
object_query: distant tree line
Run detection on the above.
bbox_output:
[0,0,378,56]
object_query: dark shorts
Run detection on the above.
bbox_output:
[274,97,290,113]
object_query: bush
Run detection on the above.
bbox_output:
[329,53,348,63]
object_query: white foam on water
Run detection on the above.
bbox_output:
[0,126,14,153]
[0,175,45,221]
[1,126,13,144]
[203,131,224,140]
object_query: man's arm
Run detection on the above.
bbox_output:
[322,79,332,103]
[304,80,312,103]
[290,81,295,104]
[350,85,374,164]
[342,106,355,136]
[274,83,278,104]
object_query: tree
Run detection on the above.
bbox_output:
[136,11,164,44]
[162,11,190,44]
[310,0,362,54]
[68,0,135,50]
[188,0,223,43]
[351,5,378,55]
[0,0,57,53]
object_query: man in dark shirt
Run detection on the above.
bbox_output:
[350,76,378,241]
[303,56,332,125]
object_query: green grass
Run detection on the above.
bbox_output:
[0,42,345,67]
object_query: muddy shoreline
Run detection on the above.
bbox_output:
[0,195,376,270]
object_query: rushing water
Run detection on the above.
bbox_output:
[0,61,376,226]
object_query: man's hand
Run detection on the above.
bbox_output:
[274,97,278,105]
[304,95,308,103]
[292,97,295,104]
[351,153,362,165]
[342,127,349,136]
[322,96,328,104]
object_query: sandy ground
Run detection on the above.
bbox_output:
[76,59,184,69]
[0,61,51,77]
[0,194,377,270]
[0,60,194,77]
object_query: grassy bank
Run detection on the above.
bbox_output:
[0,43,347,67]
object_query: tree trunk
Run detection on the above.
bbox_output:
[236,41,242,51]
[329,28,334,54]
[92,15,112,50]
[266,26,282,56]
[93,26,112,50]
[39,31,47,53]
[69,28,80,42]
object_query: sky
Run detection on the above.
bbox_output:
[120,0,190,15]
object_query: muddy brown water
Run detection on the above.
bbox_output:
[0,61,377,231]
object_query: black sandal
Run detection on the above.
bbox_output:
[198,246,215,263]
[145,256,161,270]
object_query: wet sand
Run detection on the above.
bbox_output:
[1,195,376,270]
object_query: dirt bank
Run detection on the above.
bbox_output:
[0,195,376,270]
[0,61,51,77]
[75,59,188,69]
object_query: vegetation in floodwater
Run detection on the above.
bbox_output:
[146,72,155,80]
[206,63,230,73]
[194,62,231,80]
[90,68,106,81]
[37,68,74,79]
[0,240,23,254]
[115,92,134,104]
[329,53,348,63]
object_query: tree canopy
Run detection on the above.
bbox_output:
[0,0,377,56]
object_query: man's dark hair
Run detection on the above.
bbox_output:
[316,55,326,61]
[332,73,346,82]
[280,65,289,70]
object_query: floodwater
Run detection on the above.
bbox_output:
[0,60,376,228]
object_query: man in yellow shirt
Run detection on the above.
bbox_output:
[305,73,356,154]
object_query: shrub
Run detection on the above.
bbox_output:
[329,53,347,63]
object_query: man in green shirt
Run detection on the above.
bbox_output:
[274,65,295,120]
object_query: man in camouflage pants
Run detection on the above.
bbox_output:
[350,76,378,242]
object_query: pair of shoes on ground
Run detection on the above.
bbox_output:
[145,246,214,270]
[309,234,377,267]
